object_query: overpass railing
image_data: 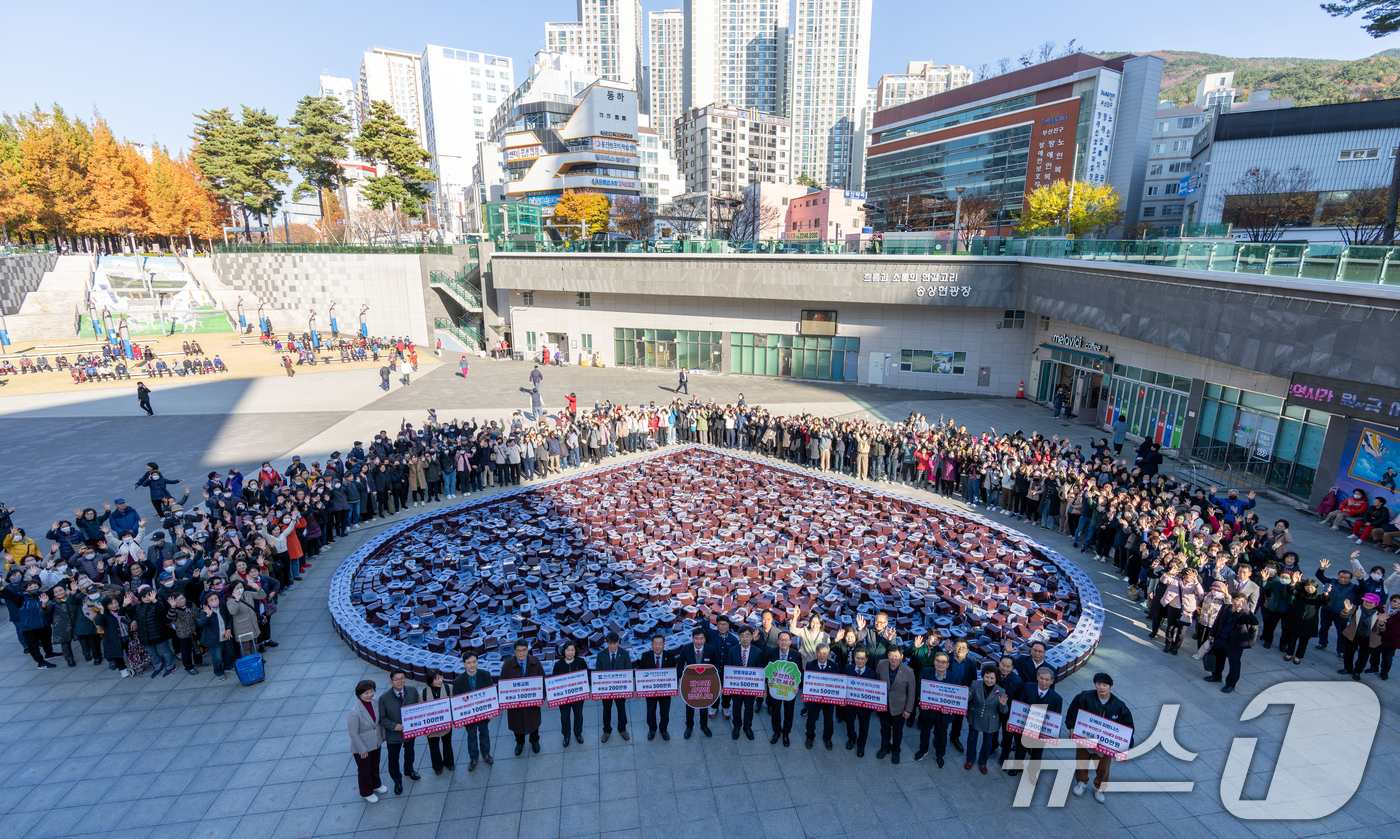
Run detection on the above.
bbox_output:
[494,237,1400,285]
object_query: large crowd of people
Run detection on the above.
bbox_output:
[5,366,1400,807]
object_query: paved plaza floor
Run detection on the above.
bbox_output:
[0,356,1394,839]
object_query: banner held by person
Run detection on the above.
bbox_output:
[635,668,678,698]
[497,676,545,710]
[450,686,500,727]
[1071,710,1134,760]
[590,669,635,700]
[722,665,765,697]
[546,669,591,708]
[400,696,454,739]
[801,671,848,705]
[765,660,801,701]
[845,676,888,711]
[1007,700,1063,745]
[919,681,970,715]
[679,664,723,709]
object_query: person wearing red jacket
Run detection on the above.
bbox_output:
[1323,489,1370,530]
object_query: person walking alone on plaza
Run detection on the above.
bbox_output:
[349,680,389,803]
[529,364,543,394]
[677,367,688,394]
[136,382,153,416]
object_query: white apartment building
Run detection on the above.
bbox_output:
[682,0,789,118]
[649,9,685,149]
[673,103,791,199]
[788,0,872,190]
[637,114,683,209]
[575,0,644,91]
[318,75,359,133]
[545,21,585,54]
[874,62,974,110]
[358,48,426,146]
[420,46,514,239]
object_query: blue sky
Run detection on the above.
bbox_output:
[3,0,1396,152]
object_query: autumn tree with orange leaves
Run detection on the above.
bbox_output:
[0,105,223,251]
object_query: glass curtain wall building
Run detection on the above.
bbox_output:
[1192,383,1331,498]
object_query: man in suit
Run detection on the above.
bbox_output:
[499,640,546,755]
[678,627,718,739]
[915,650,957,767]
[1012,640,1052,684]
[876,646,917,764]
[725,626,761,740]
[764,631,804,746]
[595,631,631,743]
[804,644,839,750]
[855,611,897,663]
[378,669,421,795]
[704,615,739,719]
[451,652,495,771]
[844,648,876,757]
[944,639,979,755]
[755,610,784,715]
[637,634,677,740]
[1008,665,1063,778]
[1219,563,1261,613]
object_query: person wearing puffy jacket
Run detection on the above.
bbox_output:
[1323,489,1370,529]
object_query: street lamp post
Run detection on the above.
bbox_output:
[951,186,966,255]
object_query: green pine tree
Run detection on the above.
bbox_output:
[190,106,289,241]
[354,100,435,218]
[286,95,351,237]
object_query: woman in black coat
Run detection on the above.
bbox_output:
[1279,574,1329,665]
[553,641,589,747]
[98,595,131,671]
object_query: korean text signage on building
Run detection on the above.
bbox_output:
[1286,371,1400,423]
[504,145,544,162]
[591,137,637,154]
[862,271,969,300]
[1050,334,1108,353]
[1084,73,1122,185]
[1028,101,1079,192]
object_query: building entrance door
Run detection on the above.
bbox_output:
[1072,371,1103,424]
[868,351,884,385]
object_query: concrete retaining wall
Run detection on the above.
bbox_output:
[0,252,59,315]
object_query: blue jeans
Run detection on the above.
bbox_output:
[348,500,361,526]
[607,440,616,457]
[966,727,997,768]
[967,478,982,505]
[443,470,456,497]
[522,458,535,480]
[1075,514,1094,545]
[148,639,176,672]
[987,486,1001,508]
[210,641,231,677]
[568,448,581,469]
